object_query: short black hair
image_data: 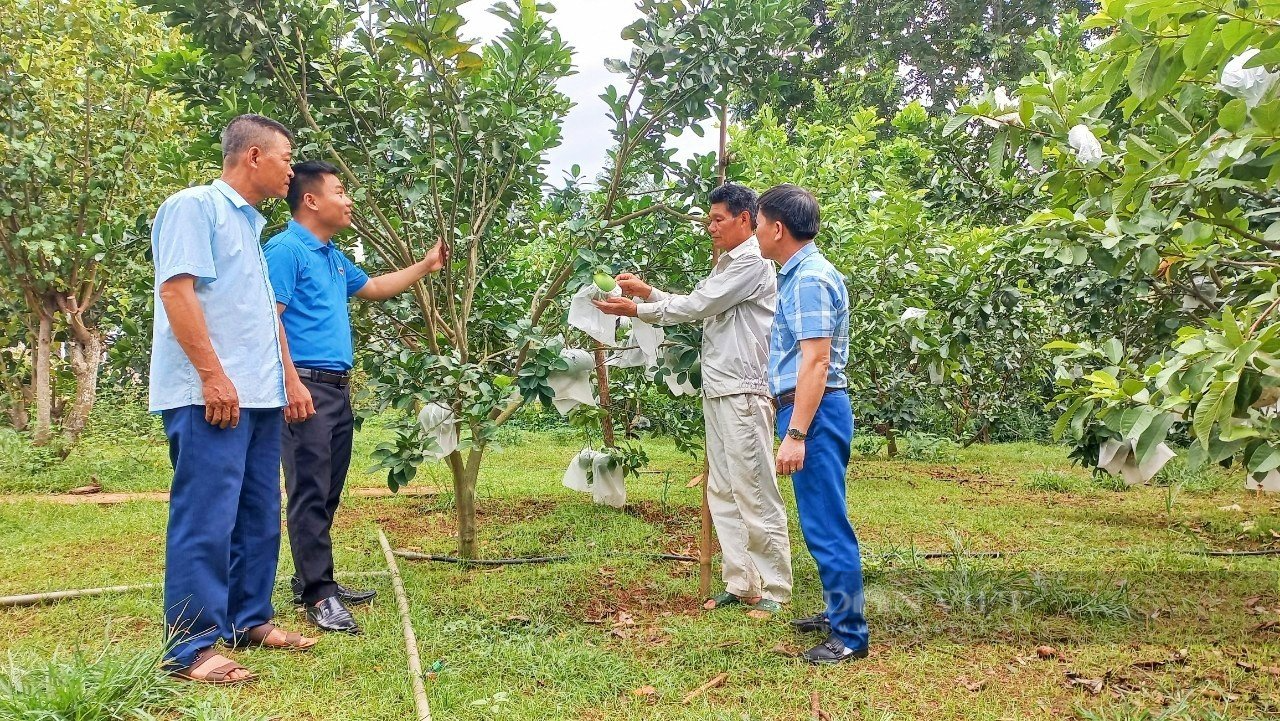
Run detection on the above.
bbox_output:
[708,183,758,228]
[221,114,293,163]
[758,183,820,241]
[286,160,340,213]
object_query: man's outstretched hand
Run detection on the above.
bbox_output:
[615,273,652,299]
[593,296,639,317]
[421,240,449,274]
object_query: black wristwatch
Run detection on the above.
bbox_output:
[786,428,808,441]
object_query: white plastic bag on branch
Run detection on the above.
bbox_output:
[546,349,597,415]
[1097,438,1175,486]
[1067,124,1104,165]
[568,285,623,347]
[1246,470,1280,493]
[1220,49,1280,110]
[416,403,458,461]
[562,448,600,493]
[591,453,626,508]
[560,448,627,507]
[609,315,665,369]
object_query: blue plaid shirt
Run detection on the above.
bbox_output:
[768,242,849,396]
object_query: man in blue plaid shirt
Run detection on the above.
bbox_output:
[756,184,869,665]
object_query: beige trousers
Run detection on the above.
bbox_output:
[703,393,794,602]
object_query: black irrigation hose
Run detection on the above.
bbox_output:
[393,547,1280,566]
[392,550,698,565]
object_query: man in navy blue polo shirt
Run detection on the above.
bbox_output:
[264,160,446,634]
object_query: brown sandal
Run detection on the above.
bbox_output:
[234,622,318,651]
[169,647,257,685]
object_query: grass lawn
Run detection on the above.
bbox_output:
[2,411,1280,719]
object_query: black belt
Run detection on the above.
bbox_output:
[772,386,844,411]
[295,367,350,387]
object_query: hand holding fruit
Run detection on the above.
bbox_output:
[614,273,653,299]
[592,295,639,317]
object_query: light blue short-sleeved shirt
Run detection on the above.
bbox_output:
[263,220,369,371]
[148,179,286,412]
[768,242,850,396]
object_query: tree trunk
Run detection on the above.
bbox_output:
[884,421,898,458]
[449,447,482,559]
[62,317,102,446]
[31,304,54,446]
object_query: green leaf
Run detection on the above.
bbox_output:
[1219,98,1248,133]
[1134,412,1175,465]
[1127,45,1162,100]
[1102,338,1124,364]
[1192,380,1237,448]
[1182,15,1216,68]
[1246,443,1280,475]
[942,113,969,137]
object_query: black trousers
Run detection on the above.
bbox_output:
[282,377,354,604]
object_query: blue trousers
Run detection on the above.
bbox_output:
[777,391,869,650]
[161,405,282,667]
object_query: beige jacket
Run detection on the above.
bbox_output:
[636,237,776,398]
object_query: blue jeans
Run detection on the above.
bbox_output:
[777,391,869,650]
[161,405,282,667]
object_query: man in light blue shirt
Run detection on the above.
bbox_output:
[150,114,318,684]
[756,183,868,665]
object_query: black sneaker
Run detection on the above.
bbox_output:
[789,611,831,634]
[800,634,869,665]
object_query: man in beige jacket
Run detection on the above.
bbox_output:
[594,183,792,614]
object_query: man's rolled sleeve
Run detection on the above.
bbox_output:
[153,194,217,285]
[791,274,840,340]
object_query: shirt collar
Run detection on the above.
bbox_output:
[723,235,760,262]
[211,179,265,225]
[778,241,818,276]
[287,219,329,251]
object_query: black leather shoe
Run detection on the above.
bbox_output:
[790,611,831,635]
[291,576,377,607]
[336,582,376,607]
[800,634,868,665]
[305,596,362,634]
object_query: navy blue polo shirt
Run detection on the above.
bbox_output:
[263,220,369,371]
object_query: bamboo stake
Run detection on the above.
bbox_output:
[0,572,391,609]
[682,672,728,704]
[378,528,432,721]
[0,583,159,608]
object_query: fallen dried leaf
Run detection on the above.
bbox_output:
[1067,673,1104,695]
[67,483,102,495]
[632,685,657,696]
[1132,648,1188,670]
[1218,503,1243,512]
[686,474,704,488]
[962,679,988,692]
[1202,688,1239,701]
[1036,645,1058,659]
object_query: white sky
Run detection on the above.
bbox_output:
[459,0,718,183]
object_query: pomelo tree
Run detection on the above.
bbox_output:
[0,0,187,446]
[954,0,1280,483]
[148,0,809,557]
